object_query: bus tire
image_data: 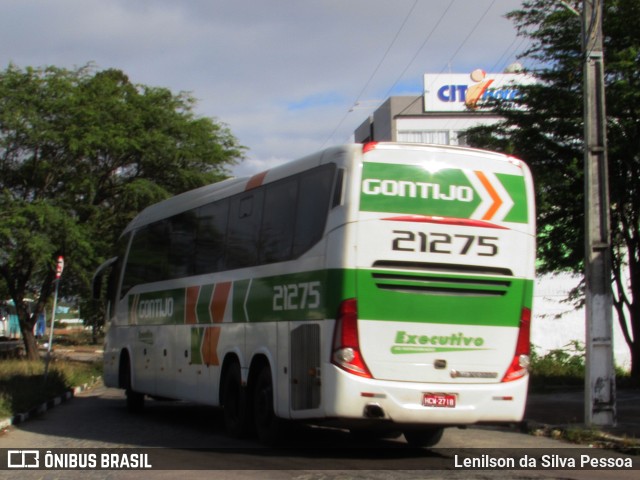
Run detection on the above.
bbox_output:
[121,355,144,413]
[252,365,282,445]
[403,427,444,448]
[221,362,250,438]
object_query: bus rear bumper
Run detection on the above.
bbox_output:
[322,365,528,426]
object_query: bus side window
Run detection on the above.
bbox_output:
[195,200,229,275]
[168,211,197,279]
[259,177,298,264]
[331,168,345,208]
[293,164,335,257]
[226,191,264,269]
[121,221,170,294]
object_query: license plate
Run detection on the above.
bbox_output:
[422,393,456,408]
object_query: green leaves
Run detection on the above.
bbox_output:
[0,195,92,290]
[468,0,640,378]
[0,63,245,351]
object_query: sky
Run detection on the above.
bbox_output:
[1,0,530,177]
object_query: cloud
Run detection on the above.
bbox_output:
[0,0,526,177]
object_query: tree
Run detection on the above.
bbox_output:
[466,0,640,381]
[0,64,245,360]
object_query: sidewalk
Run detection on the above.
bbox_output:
[50,345,103,363]
[43,345,640,452]
[524,388,640,450]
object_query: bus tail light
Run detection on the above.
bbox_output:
[331,299,372,378]
[502,307,531,382]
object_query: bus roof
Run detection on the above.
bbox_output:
[121,145,355,235]
[121,143,526,236]
[122,176,246,236]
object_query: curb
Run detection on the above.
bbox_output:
[0,379,98,431]
[524,419,640,454]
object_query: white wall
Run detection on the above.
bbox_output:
[532,272,632,371]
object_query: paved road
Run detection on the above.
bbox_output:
[0,384,636,479]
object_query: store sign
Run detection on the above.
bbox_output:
[424,71,536,112]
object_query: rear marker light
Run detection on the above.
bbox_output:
[361,392,386,399]
[331,299,372,378]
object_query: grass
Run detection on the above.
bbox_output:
[528,340,632,391]
[0,328,102,419]
[528,341,586,391]
[50,328,102,347]
[0,358,102,419]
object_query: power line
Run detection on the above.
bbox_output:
[332,0,458,145]
[326,0,525,146]
[380,0,456,100]
[351,0,420,109]
[321,0,419,148]
[489,33,527,73]
[441,0,498,72]
[395,0,499,120]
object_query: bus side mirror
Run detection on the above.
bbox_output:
[92,277,101,300]
[92,257,117,301]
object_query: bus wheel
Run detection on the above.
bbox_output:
[222,362,249,437]
[253,365,282,445]
[403,428,444,448]
[121,358,144,413]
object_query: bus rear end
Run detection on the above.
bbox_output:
[327,143,535,442]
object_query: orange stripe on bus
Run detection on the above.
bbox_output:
[475,170,502,220]
[245,171,268,190]
[202,326,221,366]
[210,281,232,323]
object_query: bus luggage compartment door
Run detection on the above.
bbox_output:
[290,323,321,411]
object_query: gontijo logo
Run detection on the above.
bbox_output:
[129,290,183,325]
[362,178,474,203]
[360,163,526,223]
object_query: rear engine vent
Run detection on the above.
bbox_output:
[371,261,513,297]
[372,261,513,277]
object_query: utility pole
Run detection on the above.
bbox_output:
[582,0,616,426]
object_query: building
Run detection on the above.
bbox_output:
[355,69,534,146]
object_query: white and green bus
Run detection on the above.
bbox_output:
[93,142,535,446]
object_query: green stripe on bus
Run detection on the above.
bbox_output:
[359,163,529,224]
[129,288,185,325]
[496,173,528,223]
[232,279,251,323]
[359,163,480,218]
[191,327,205,364]
[356,269,533,327]
[197,284,215,323]
[242,270,348,323]
[126,269,532,328]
